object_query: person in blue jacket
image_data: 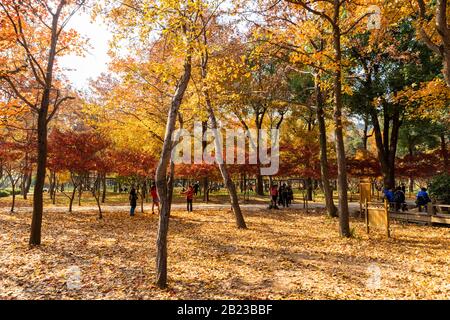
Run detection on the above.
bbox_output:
[416,187,431,212]
[383,188,394,202]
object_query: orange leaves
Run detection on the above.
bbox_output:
[1,208,449,299]
[396,78,450,121]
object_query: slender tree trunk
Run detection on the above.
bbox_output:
[332,21,350,237]
[101,174,107,203]
[204,91,246,228]
[306,178,313,201]
[200,38,247,229]
[10,177,16,213]
[315,76,338,217]
[362,115,369,150]
[69,186,76,213]
[155,53,192,289]
[78,185,82,206]
[92,175,102,219]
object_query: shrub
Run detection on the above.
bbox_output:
[0,190,9,198]
[428,173,450,204]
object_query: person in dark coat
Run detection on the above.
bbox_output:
[287,185,294,206]
[193,182,200,196]
[393,187,406,212]
[129,187,138,216]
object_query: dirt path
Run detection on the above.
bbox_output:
[0,201,362,214]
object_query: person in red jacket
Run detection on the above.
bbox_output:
[150,183,160,214]
[181,185,195,212]
[270,184,279,209]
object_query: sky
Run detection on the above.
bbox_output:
[59,13,112,90]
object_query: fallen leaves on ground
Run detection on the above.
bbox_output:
[0,208,449,300]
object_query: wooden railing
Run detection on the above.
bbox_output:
[387,203,450,225]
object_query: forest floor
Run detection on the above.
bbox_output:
[0,207,449,300]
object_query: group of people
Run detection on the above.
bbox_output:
[269,183,294,209]
[129,184,160,217]
[383,185,431,212]
[127,181,434,216]
[129,183,196,216]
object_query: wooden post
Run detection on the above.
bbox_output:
[385,200,390,238]
[365,199,369,234]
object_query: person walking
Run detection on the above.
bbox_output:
[150,183,160,214]
[182,185,194,212]
[129,187,138,217]
[270,184,279,209]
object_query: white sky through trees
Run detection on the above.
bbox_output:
[59,12,111,90]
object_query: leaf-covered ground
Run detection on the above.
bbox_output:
[0,208,449,300]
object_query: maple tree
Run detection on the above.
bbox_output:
[0,0,449,298]
[48,128,110,215]
[0,0,87,245]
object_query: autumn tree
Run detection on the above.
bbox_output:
[416,0,450,87]
[0,0,87,245]
[197,13,247,228]
[48,128,110,215]
[347,20,442,189]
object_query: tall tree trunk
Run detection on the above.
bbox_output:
[9,175,16,213]
[200,23,247,229]
[387,106,401,189]
[362,115,369,150]
[204,85,247,229]
[155,53,192,289]
[332,19,350,237]
[29,3,65,245]
[29,108,48,245]
[256,174,264,196]
[315,75,338,217]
